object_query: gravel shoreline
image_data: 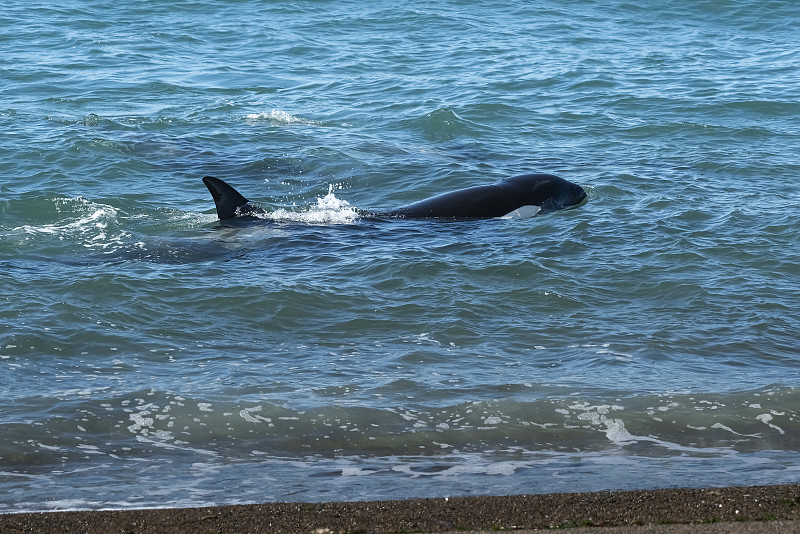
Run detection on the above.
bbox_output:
[1,484,799,533]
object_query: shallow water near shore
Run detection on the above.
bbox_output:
[2,0,800,512]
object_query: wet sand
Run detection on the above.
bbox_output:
[1,484,799,533]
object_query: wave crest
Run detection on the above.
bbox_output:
[245,109,318,125]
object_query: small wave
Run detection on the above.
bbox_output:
[6,197,221,260]
[15,199,114,235]
[265,185,360,224]
[12,197,128,250]
[245,109,318,125]
[412,107,487,142]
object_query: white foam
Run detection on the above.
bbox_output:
[12,197,131,250]
[127,412,155,435]
[756,413,785,434]
[486,462,517,476]
[41,499,100,511]
[266,186,359,224]
[239,405,272,424]
[341,467,378,476]
[389,457,523,478]
[601,417,637,445]
[15,199,117,236]
[245,109,318,125]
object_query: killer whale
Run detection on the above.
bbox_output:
[202,174,587,221]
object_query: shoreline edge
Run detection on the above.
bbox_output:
[2,484,799,533]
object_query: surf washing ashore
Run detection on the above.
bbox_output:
[2,0,800,516]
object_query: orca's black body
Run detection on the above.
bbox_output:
[383,174,586,219]
[203,174,586,221]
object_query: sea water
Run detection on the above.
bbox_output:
[1,0,799,512]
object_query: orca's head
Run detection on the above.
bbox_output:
[553,177,587,210]
[507,174,587,212]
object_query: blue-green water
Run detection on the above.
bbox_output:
[2,0,800,512]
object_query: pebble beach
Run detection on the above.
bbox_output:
[2,484,799,533]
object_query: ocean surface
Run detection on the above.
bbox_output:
[2,0,799,513]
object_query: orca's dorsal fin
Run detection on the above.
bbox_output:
[203,176,251,219]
